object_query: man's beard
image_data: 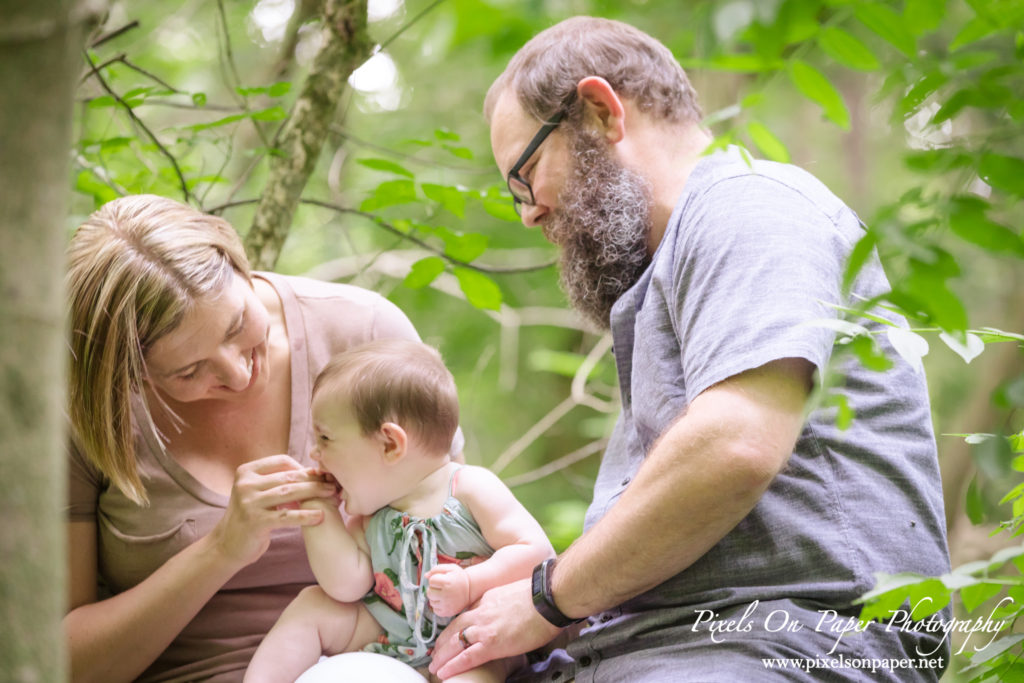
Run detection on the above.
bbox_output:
[546,130,653,330]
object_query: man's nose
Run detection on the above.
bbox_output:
[520,202,547,229]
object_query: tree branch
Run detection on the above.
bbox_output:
[245,0,372,270]
[213,196,556,274]
[82,49,192,203]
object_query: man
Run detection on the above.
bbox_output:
[430,16,950,682]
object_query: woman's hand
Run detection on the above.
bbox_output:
[210,454,339,567]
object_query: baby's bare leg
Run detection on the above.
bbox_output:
[244,586,383,683]
[432,655,527,683]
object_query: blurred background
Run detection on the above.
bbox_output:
[64,0,1022,676]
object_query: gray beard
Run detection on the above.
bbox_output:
[547,130,653,330]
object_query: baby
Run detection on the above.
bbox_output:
[245,339,554,682]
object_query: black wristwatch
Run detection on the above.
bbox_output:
[531,558,583,628]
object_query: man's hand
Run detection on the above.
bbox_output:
[428,578,563,679]
[425,564,471,617]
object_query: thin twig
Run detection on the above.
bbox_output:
[80,53,182,94]
[491,396,577,475]
[504,439,608,488]
[377,0,448,53]
[209,196,556,274]
[82,50,192,203]
[332,126,491,173]
[90,20,139,48]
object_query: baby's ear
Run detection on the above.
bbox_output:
[378,422,408,462]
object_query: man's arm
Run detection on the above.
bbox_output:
[430,357,812,678]
[551,356,812,616]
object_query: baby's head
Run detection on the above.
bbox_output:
[313,338,459,455]
[311,340,459,513]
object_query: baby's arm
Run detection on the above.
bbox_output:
[300,498,374,602]
[426,466,554,617]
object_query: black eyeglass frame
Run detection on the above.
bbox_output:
[506,109,567,216]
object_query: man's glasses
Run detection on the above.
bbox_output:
[506,109,566,216]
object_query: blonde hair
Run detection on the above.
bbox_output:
[484,16,702,127]
[66,195,251,505]
[313,339,459,457]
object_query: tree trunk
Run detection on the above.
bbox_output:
[0,0,93,679]
[246,0,371,270]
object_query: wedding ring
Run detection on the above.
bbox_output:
[459,628,471,649]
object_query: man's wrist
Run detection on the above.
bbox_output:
[531,558,584,628]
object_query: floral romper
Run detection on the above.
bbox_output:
[361,466,494,668]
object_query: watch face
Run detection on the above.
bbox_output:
[532,561,546,603]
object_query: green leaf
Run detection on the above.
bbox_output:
[948,197,1024,256]
[236,81,291,97]
[950,17,999,50]
[359,179,418,212]
[745,121,790,162]
[356,158,414,178]
[899,71,948,119]
[442,144,474,160]
[707,53,785,72]
[850,334,894,372]
[481,196,520,223]
[87,94,118,109]
[903,148,970,173]
[827,392,854,430]
[251,106,287,121]
[979,154,1024,197]
[886,327,929,370]
[443,232,488,262]
[939,330,986,363]
[976,327,1024,344]
[788,60,850,129]
[528,349,588,378]
[454,267,502,311]
[970,634,1024,667]
[182,106,286,131]
[422,183,467,218]
[403,256,446,289]
[191,92,207,107]
[854,4,916,58]
[702,104,743,128]
[74,170,120,206]
[966,475,985,525]
[434,128,460,142]
[961,582,1003,613]
[841,231,877,292]
[816,26,881,71]
[904,0,946,35]
[907,579,950,618]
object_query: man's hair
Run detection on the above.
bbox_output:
[484,16,702,126]
[313,339,459,457]
[66,194,251,505]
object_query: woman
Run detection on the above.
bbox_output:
[65,195,453,682]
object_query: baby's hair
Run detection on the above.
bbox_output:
[314,339,459,456]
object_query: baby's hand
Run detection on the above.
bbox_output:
[424,563,470,617]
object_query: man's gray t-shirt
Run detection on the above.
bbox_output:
[562,148,950,681]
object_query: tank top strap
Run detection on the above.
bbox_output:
[446,464,465,498]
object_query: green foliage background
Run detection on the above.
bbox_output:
[73,0,1023,678]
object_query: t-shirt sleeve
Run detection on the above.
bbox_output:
[67,439,102,521]
[370,295,421,342]
[672,175,851,403]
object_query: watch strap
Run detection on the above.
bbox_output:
[531,558,582,628]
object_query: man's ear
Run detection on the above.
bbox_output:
[576,76,626,144]
[378,422,408,463]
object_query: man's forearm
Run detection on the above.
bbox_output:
[550,360,810,618]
